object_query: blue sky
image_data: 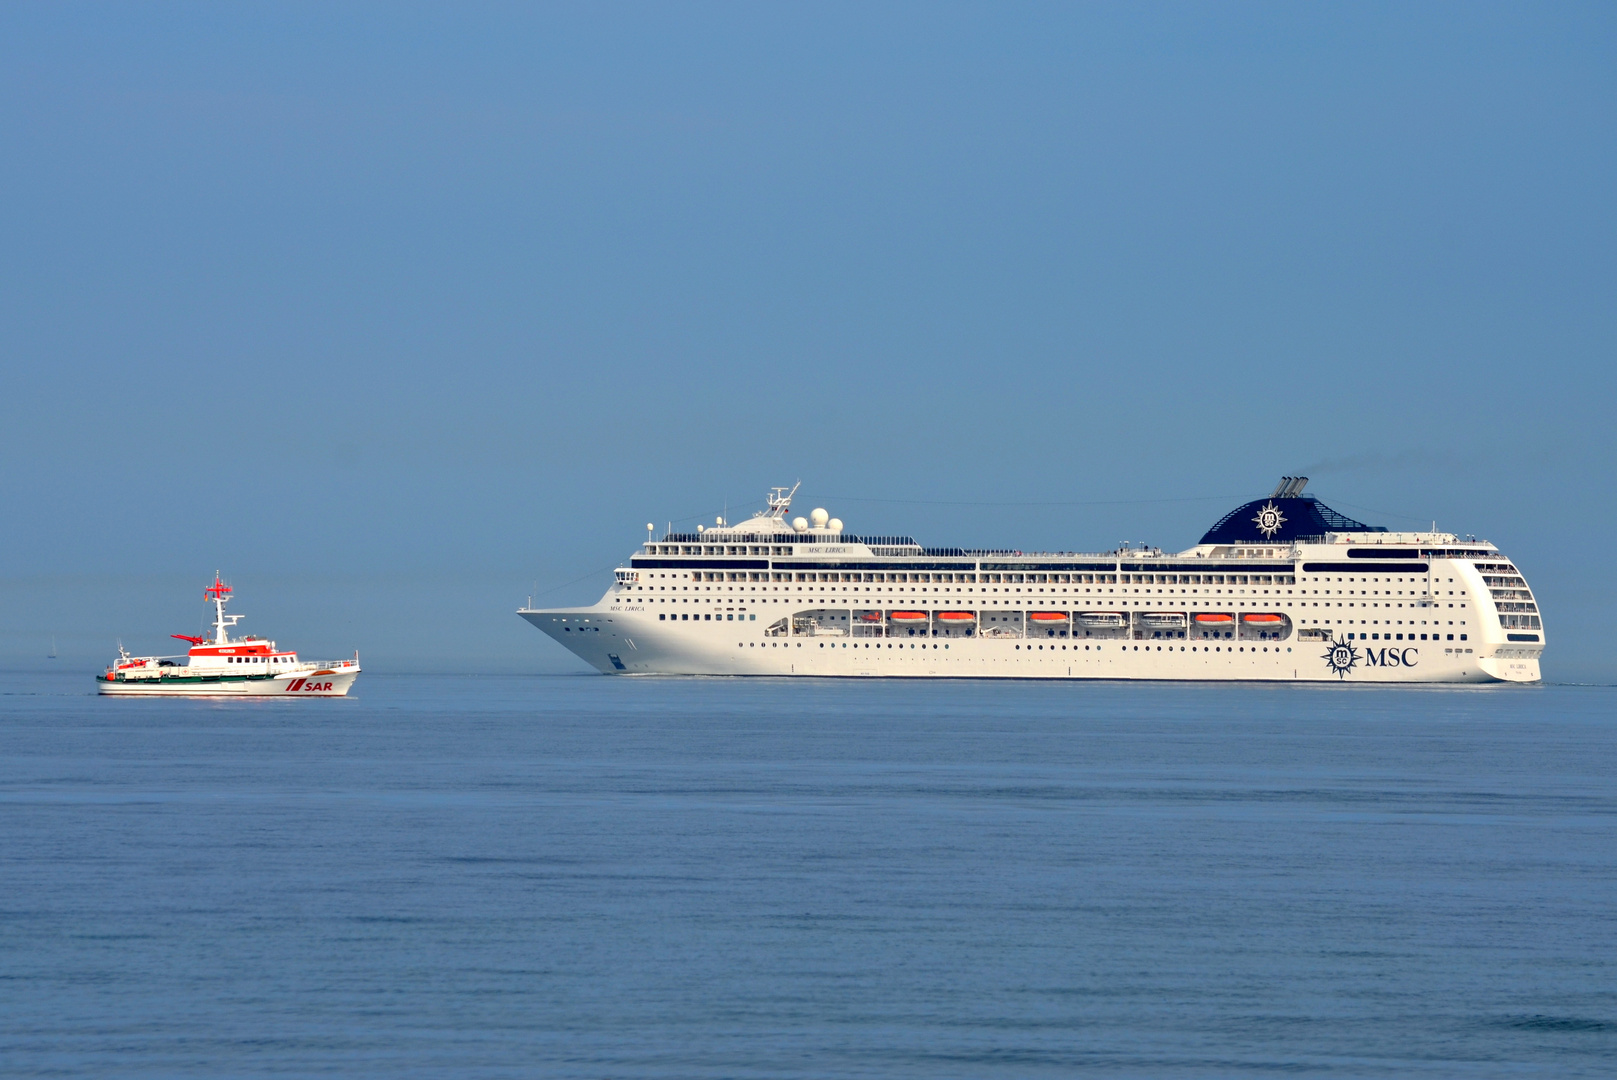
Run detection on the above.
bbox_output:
[2,3,1613,679]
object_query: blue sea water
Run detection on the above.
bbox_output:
[1,672,1615,1078]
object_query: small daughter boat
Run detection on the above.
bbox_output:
[99,575,359,697]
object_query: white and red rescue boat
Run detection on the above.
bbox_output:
[98,575,359,697]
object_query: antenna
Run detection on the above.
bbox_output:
[767,482,800,519]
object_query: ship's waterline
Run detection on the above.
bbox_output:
[521,479,1542,683]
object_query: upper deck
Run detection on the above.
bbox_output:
[630,478,1503,576]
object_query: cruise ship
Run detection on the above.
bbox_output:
[519,480,1543,683]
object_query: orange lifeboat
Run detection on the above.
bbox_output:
[1028,612,1069,623]
[1242,613,1285,625]
[1194,613,1234,625]
[935,611,976,623]
[888,611,929,624]
[858,611,883,622]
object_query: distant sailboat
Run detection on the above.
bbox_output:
[48,635,58,660]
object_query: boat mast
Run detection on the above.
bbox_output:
[766,481,800,522]
[206,574,239,644]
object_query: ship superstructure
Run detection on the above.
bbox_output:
[99,575,360,696]
[519,480,1543,683]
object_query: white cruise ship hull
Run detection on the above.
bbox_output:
[521,608,1536,683]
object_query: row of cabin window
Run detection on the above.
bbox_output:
[800,571,980,583]
[693,571,985,583]
[675,571,1279,585]
[660,613,758,622]
[982,572,1118,583]
[682,571,1303,586]
[1121,572,1295,585]
[648,544,793,556]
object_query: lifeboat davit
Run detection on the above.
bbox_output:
[1028,612,1069,623]
[1194,613,1234,625]
[935,611,976,623]
[1242,613,1285,625]
[888,611,929,624]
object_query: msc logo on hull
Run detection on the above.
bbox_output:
[1322,636,1419,678]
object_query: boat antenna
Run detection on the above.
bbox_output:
[205,573,241,645]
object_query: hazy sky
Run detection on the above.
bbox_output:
[3,3,1613,679]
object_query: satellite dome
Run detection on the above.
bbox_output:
[828,518,843,533]
[810,508,829,528]
[792,517,808,532]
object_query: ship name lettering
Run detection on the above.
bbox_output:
[1363,648,1418,668]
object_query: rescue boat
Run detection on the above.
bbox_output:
[99,575,360,697]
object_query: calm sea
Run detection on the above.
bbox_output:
[2,672,1614,1077]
